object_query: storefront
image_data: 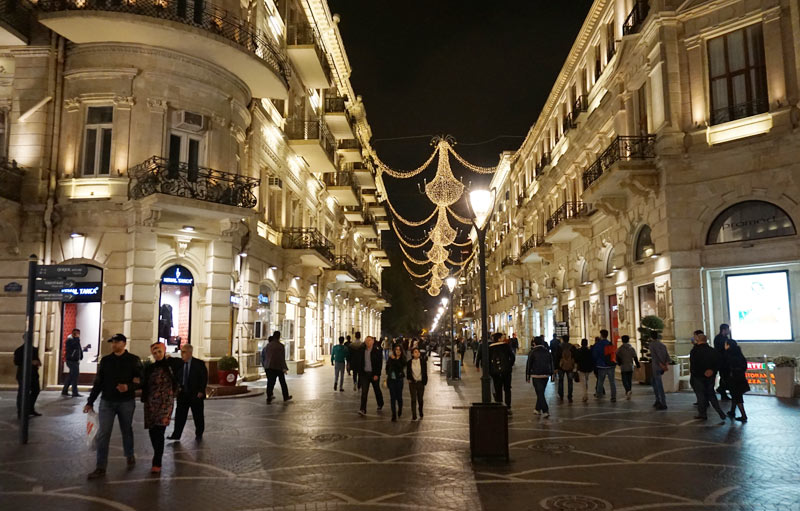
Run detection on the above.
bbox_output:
[58,265,103,384]
[255,285,273,361]
[158,264,193,348]
[285,295,298,361]
[304,297,317,363]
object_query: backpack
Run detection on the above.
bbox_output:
[603,343,617,366]
[559,344,575,371]
[490,348,510,375]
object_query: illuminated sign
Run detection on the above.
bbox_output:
[59,282,102,303]
[258,293,270,305]
[745,361,776,387]
[161,265,194,286]
[230,294,242,306]
[726,271,793,342]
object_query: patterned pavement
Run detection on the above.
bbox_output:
[1,352,799,511]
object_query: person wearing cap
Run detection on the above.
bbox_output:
[83,333,142,480]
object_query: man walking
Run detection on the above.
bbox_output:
[556,335,577,403]
[168,343,207,442]
[485,332,515,415]
[616,335,640,400]
[344,335,352,375]
[331,336,348,392]
[713,324,732,401]
[358,336,384,415]
[349,333,364,391]
[690,334,727,423]
[263,331,292,404]
[592,329,617,402]
[14,335,42,418]
[649,333,670,410]
[62,328,83,397]
[84,334,142,479]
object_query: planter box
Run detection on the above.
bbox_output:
[663,365,681,393]
[217,369,239,386]
[469,403,508,461]
[636,361,652,385]
[774,366,795,398]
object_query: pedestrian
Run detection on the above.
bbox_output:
[484,332,515,415]
[382,336,391,360]
[592,329,617,402]
[689,334,727,423]
[263,331,292,404]
[331,336,348,392]
[344,335,352,375]
[62,328,83,397]
[458,337,466,366]
[14,335,42,418]
[385,344,405,421]
[510,334,519,354]
[84,333,142,479]
[168,343,207,442]
[406,347,427,420]
[549,334,561,361]
[556,335,577,403]
[526,336,554,418]
[142,341,182,474]
[358,336,384,415]
[724,339,749,422]
[616,335,640,400]
[471,337,479,364]
[713,324,732,401]
[350,332,364,391]
[575,338,594,402]
[649,332,670,410]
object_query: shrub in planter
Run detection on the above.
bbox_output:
[217,355,240,386]
[773,356,797,398]
[636,315,665,384]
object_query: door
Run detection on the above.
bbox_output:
[608,294,620,348]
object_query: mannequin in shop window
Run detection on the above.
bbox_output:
[159,303,173,342]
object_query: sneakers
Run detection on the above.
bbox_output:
[150,466,161,475]
[339,388,344,392]
[376,406,383,411]
[542,412,550,418]
[534,410,542,415]
[358,409,366,416]
[412,416,418,421]
[626,391,632,400]
[333,384,337,391]
[167,434,181,440]
[126,456,136,467]
[353,384,357,391]
[87,468,106,480]
[735,416,748,422]
[266,396,274,404]
[284,396,293,402]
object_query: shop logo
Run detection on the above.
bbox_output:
[226,373,236,383]
[161,265,194,286]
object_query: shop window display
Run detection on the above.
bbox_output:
[59,265,103,384]
[159,265,193,347]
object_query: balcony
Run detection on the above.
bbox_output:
[353,214,378,239]
[501,256,518,269]
[519,234,552,263]
[329,255,363,284]
[343,162,375,189]
[286,118,337,173]
[562,114,577,136]
[281,227,334,268]
[323,95,355,140]
[534,153,550,180]
[573,95,589,123]
[581,135,656,201]
[337,138,363,163]
[286,22,331,89]
[323,171,360,206]
[362,276,380,297]
[35,0,288,99]
[544,201,593,244]
[128,156,259,214]
[0,159,24,202]
[0,0,32,45]
[622,0,649,36]
[343,204,364,222]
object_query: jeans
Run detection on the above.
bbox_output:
[621,370,633,393]
[692,375,725,419]
[387,378,404,417]
[96,399,135,470]
[172,393,204,438]
[148,425,166,467]
[652,369,666,406]
[353,367,360,388]
[16,374,40,417]
[409,381,425,418]
[265,369,290,401]
[62,360,80,395]
[557,370,574,399]
[578,371,592,400]
[596,367,617,399]
[532,378,549,413]
[383,349,390,361]
[491,372,512,408]
[359,372,384,412]
[334,362,346,389]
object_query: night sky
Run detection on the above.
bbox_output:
[327,1,593,319]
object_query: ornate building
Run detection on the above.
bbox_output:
[0,0,390,386]
[462,0,800,358]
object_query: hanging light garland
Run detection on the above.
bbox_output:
[403,261,432,279]
[375,147,438,179]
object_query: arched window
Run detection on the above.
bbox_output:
[707,201,796,245]
[605,247,617,276]
[634,225,654,261]
[579,260,590,285]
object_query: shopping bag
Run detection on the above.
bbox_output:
[86,410,99,450]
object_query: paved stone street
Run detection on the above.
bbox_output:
[2,354,799,511]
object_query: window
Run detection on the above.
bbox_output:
[606,21,616,61]
[634,224,654,261]
[605,247,617,276]
[636,84,649,135]
[168,131,204,180]
[707,24,768,125]
[706,201,796,244]
[82,106,113,176]
[594,45,602,81]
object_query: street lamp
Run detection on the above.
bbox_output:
[445,275,457,379]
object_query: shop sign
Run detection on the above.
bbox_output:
[161,265,194,286]
[59,282,103,303]
[258,293,270,305]
[230,294,242,305]
[745,361,776,387]
[36,264,88,278]
[4,282,22,292]
[707,201,796,245]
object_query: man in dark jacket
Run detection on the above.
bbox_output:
[168,343,208,441]
[349,333,364,391]
[358,336,384,415]
[713,324,732,401]
[62,328,83,397]
[263,331,292,404]
[690,334,726,422]
[592,330,617,402]
[14,336,41,418]
[83,333,142,479]
[486,333,515,414]
[556,335,577,402]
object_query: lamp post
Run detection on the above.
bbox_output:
[445,276,457,379]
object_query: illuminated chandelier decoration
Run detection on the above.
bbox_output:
[378,135,497,296]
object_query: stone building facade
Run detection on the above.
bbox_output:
[0,0,390,386]
[461,0,800,359]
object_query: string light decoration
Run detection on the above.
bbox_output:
[425,244,450,265]
[424,138,465,207]
[375,147,438,179]
[403,261,432,278]
[433,263,450,279]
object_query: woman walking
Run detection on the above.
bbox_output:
[575,338,594,402]
[526,336,554,418]
[406,347,427,420]
[385,344,406,421]
[142,342,180,474]
[724,339,749,422]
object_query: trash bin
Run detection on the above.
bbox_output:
[449,359,461,379]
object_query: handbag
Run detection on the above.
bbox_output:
[85,410,99,450]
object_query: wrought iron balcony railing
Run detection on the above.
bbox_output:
[322,171,357,188]
[338,139,361,151]
[1,0,32,42]
[0,159,25,202]
[546,201,591,232]
[582,135,656,190]
[562,114,577,134]
[623,0,650,36]
[332,255,364,282]
[710,97,768,126]
[286,22,331,80]
[35,0,288,84]
[535,153,550,179]
[573,95,588,114]
[285,118,336,160]
[281,227,334,262]
[128,156,259,208]
[520,234,548,255]
[363,276,379,294]
[501,256,519,269]
[324,95,347,114]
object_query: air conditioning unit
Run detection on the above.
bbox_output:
[268,177,283,190]
[175,110,205,132]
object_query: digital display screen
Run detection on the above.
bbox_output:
[726,271,793,342]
